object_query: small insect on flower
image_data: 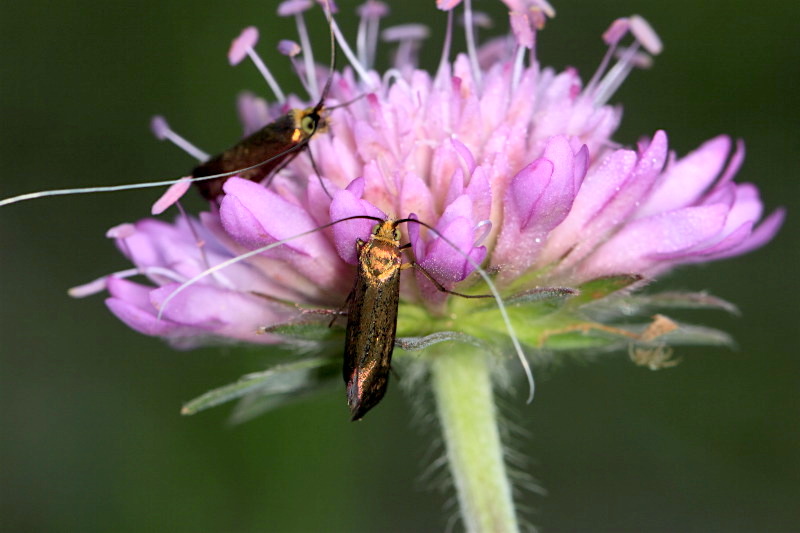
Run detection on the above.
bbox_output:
[343,219,405,420]
[342,217,493,420]
[191,6,342,201]
[191,98,329,200]
[190,27,333,201]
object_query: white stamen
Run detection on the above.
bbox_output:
[356,6,369,67]
[629,15,663,55]
[615,46,653,69]
[69,267,188,298]
[436,9,455,83]
[246,48,287,103]
[294,12,319,99]
[279,41,313,96]
[366,4,387,68]
[329,14,374,87]
[382,25,430,69]
[150,116,209,162]
[459,10,492,30]
[462,0,483,89]
[593,41,641,107]
[381,24,430,42]
[585,18,629,95]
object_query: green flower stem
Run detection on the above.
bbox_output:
[430,346,519,533]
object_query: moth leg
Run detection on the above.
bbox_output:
[404,261,494,299]
[263,150,301,188]
[304,145,333,199]
[330,288,355,328]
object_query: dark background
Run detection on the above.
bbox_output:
[1,1,797,532]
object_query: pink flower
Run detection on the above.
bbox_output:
[72,2,781,393]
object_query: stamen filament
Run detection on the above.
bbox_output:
[294,13,319,98]
[462,0,483,89]
[69,267,187,298]
[511,44,527,92]
[329,14,374,87]
[152,116,209,162]
[436,10,454,83]
[593,41,641,107]
[246,48,287,103]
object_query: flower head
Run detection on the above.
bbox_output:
[73,2,783,418]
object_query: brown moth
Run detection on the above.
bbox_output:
[343,218,490,421]
[343,219,404,420]
[191,104,327,200]
[192,5,337,201]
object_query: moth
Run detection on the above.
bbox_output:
[191,104,327,200]
[191,6,338,200]
[343,219,404,420]
[343,218,489,421]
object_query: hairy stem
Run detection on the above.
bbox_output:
[430,346,518,533]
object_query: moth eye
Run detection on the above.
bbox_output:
[393,229,401,240]
[371,223,380,234]
[301,114,317,135]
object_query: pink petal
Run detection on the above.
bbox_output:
[511,158,554,229]
[581,204,729,277]
[711,208,786,259]
[638,135,731,217]
[220,178,329,256]
[330,178,385,264]
[106,297,179,336]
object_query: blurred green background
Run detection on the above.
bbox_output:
[1,1,797,532]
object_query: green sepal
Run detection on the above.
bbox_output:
[259,317,344,341]
[181,355,340,418]
[615,291,740,315]
[565,274,644,308]
[395,331,492,353]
